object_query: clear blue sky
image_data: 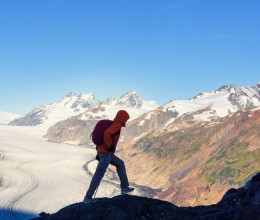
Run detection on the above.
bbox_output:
[0,0,259,115]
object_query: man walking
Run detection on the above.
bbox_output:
[83,110,134,203]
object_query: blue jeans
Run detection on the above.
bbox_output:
[86,153,129,198]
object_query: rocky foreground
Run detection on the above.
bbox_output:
[32,173,260,220]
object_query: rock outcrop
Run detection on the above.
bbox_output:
[31,173,260,220]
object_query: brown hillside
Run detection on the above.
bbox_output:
[118,108,260,206]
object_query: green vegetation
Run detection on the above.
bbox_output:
[181,131,213,160]
[202,136,260,187]
[152,167,159,172]
[143,141,153,151]
[177,133,193,143]
[135,122,260,189]
[153,148,163,158]
[238,128,249,137]
[136,126,216,161]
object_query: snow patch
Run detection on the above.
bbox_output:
[139,112,156,126]
[146,112,156,120]
[64,140,81,145]
[208,121,220,125]
[120,136,125,142]
[139,120,145,126]
[164,118,176,127]
[251,106,260,111]
[133,133,148,141]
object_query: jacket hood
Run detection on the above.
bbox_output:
[114,110,130,127]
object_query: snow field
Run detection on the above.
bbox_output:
[0,125,118,220]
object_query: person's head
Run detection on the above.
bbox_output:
[114,110,130,127]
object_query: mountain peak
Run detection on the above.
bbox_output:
[101,90,158,110]
[79,92,95,99]
[63,92,77,98]
[120,90,139,98]
[118,90,142,108]
[216,84,238,93]
[102,91,143,108]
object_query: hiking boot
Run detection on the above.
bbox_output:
[83,196,98,204]
[121,186,134,194]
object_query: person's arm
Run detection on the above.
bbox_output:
[103,122,121,150]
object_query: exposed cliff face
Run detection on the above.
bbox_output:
[118,107,260,206]
[31,173,260,220]
[120,107,179,146]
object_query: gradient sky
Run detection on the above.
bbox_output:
[0,0,259,115]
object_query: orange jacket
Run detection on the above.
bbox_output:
[97,110,130,154]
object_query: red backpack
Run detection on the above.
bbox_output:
[91,120,114,146]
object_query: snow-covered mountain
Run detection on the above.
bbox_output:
[45,83,260,145]
[45,91,159,144]
[103,90,157,110]
[139,83,260,128]
[163,83,260,124]
[0,111,20,124]
[80,90,159,122]
[9,92,101,128]
[114,83,260,145]
[9,90,158,136]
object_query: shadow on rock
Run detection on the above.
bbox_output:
[31,172,260,220]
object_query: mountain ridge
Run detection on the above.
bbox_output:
[45,83,260,146]
[9,90,158,130]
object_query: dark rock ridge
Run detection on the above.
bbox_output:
[32,173,260,220]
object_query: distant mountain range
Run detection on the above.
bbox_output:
[44,83,260,146]
[8,90,158,129]
[118,83,260,145]
[44,90,159,144]
[9,92,101,127]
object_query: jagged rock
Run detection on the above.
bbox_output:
[31,173,260,220]
[39,212,50,217]
[218,172,260,206]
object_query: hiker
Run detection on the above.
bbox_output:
[83,110,134,203]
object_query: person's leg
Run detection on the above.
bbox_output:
[86,153,110,198]
[110,154,129,189]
